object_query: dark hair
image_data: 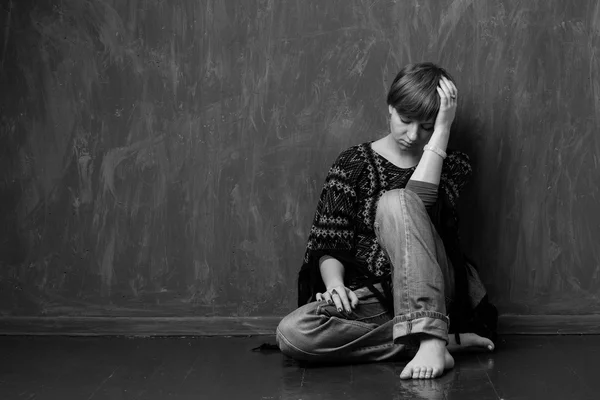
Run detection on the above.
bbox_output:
[386,62,455,122]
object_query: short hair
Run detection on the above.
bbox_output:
[386,62,455,122]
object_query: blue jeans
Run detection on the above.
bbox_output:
[276,189,486,363]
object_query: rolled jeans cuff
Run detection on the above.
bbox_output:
[392,311,449,345]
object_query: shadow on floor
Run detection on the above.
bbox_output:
[0,335,597,399]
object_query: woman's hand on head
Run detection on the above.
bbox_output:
[434,76,458,132]
[315,285,359,313]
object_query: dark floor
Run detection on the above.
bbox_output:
[0,334,598,400]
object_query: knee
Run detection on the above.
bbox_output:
[276,313,298,349]
[377,188,425,218]
[276,305,320,360]
[377,189,400,215]
[377,189,414,215]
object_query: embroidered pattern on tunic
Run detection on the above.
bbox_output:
[303,142,472,281]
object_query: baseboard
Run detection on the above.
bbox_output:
[497,314,600,335]
[0,315,599,336]
[0,316,282,336]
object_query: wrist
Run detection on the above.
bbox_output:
[325,281,344,290]
[428,127,450,148]
[424,144,447,160]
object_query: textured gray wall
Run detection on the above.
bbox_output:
[1,0,599,317]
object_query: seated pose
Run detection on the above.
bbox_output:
[276,62,498,380]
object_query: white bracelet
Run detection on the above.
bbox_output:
[423,144,447,160]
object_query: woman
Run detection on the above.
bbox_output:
[276,62,498,380]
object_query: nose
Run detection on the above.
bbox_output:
[407,123,419,142]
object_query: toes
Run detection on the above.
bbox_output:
[418,368,427,379]
[400,366,412,380]
[474,335,494,350]
[424,367,433,379]
[412,366,421,379]
[431,368,440,378]
[479,337,494,351]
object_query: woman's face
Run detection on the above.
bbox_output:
[388,105,435,151]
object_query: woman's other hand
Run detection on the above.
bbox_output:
[315,286,359,313]
[434,76,458,132]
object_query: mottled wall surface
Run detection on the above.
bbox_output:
[0,0,599,317]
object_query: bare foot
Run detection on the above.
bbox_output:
[447,333,495,353]
[399,337,454,380]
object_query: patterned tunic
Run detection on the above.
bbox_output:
[299,141,472,298]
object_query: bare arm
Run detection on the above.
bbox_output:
[319,255,345,289]
[317,255,358,312]
[409,129,450,185]
[409,76,457,185]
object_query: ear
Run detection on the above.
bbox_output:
[388,105,394,115]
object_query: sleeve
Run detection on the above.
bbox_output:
[297,147,365,306]
[440,150,473,205]
[303,148,363,261]
[405,180,439,208]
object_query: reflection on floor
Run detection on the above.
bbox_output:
[0,334,597,399]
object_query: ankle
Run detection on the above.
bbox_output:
[418,335,446,348]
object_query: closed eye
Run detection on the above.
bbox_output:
[400,116,433,131]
